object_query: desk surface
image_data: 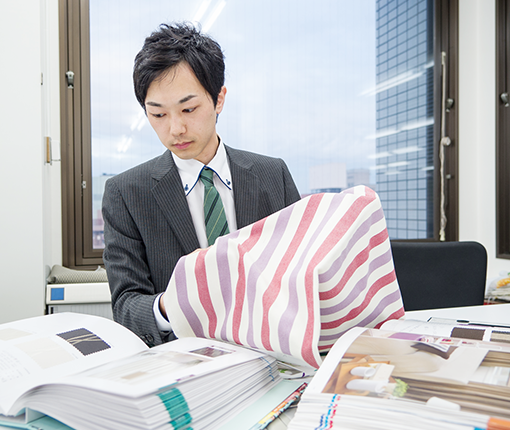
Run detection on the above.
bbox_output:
[406,302,510,324]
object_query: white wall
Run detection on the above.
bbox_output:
[0,0,61,324]
[42,0,63,270]
[458,0,510,280]
[0,0,508,323]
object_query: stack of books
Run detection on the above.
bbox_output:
[0,313,282,430]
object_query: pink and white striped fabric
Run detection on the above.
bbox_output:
[164,186,405,369]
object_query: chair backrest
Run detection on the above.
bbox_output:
[390,241,487,311]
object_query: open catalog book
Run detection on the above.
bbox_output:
[0,313,285,430]
[288,319,510,430]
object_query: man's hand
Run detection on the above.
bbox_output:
[159,248,206,321]
[159,293,168,320]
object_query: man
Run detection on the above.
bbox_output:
[102,23,300,347]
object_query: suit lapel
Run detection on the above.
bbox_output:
[225,146,260,228]
[150,147,259,250]
[150,151,200,254]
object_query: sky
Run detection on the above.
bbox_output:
[89,0,377,195]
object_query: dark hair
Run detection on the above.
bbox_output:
[133,22,225,109]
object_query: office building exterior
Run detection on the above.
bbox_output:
[375,0,434,239]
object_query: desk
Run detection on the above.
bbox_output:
[405,303,510,324]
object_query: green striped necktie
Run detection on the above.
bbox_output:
[200,168,230,246]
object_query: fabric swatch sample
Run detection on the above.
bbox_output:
[57,328,111,355]
[165,186,405,369]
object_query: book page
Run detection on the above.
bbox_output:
[57,337,271,398]
[0,313,147,415]
[304,326,510,420]
[382,318,510,343]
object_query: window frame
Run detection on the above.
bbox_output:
[432,0,459,242]
[496,0,510,259]
[60,0,102,268]
[59,0,459,269]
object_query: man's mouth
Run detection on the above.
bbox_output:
[174,141,192,150]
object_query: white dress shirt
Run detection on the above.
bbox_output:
[154,138,237,331]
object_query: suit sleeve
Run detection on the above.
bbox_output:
[102,178,175,347]
[280,158,301,206]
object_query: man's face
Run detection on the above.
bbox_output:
[145,62,226,165]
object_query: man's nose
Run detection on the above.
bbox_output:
[170,115,186,136]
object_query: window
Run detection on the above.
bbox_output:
[496,0,510,259]
[60,0,459,268]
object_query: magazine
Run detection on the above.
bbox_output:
[288,324,510,429]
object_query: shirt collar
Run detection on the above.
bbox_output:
[172,137,232,196]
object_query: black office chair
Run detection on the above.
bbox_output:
[390,241,487,311]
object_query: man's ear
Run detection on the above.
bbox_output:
[215,86,227,114]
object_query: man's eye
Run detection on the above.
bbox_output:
[151,113,165,118]
[183,107,196,113]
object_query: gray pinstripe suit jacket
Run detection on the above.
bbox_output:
[102,145,300,347]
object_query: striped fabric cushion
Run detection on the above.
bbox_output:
[164,186,405,369]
